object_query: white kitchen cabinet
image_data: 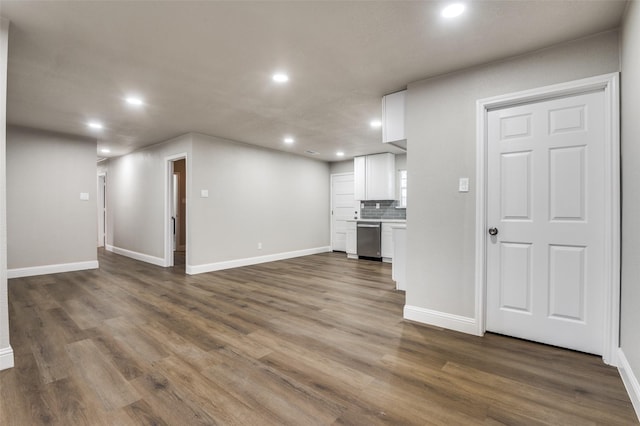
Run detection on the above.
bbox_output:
[392,226,407,291]
[382,90,406,144]
[354,153,396,200]
[354,156,366,201]
[346,221,357,259]
[381,222,394,262]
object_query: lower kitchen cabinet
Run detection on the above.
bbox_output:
[381,222,394,262]
[392,226,406,291]
[346,221,357,259]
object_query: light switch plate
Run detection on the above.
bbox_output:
[200,189,209,198]
[80,192,90,201]
[459,178,469,193]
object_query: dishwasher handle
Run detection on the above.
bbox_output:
[357,223,380,228]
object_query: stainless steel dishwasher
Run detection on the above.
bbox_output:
[357,221,381,258]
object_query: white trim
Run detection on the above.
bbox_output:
[164,153,188,269]
[617,348,640,422]
[0,346,14,370]
[475,72,621,364]
[0,18,10,374]
[106,244,166,267]
[97,172,107,248]
[8,260,99,279]
[187,246,331,275]
[403,305,480,336]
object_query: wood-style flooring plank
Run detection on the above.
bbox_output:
[65,339,140,411]
[129,371,219,426]
[0,249,636,425]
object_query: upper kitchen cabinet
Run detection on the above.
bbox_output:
[382,90,406,150]
[354,153,396,200]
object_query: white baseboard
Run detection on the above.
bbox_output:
[8,260,99,279]
[617,348,640,422]
[0,346,14,370]
[106,245,166,267]
[403,305,481,336]
[187,246,332,275]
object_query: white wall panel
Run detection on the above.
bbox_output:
[0,17,12,370]
[6,126,97,270]
[405,30,619,319]
[620,1,640,412]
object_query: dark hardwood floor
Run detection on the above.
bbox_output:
[0,249,636,425]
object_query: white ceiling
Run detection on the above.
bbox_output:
[0,1,627,162]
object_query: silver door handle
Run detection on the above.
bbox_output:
[358,224,380,228]
[488,227,498,236]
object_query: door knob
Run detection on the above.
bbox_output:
[488,227,499,236]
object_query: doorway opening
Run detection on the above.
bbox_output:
[165,154,188,271]
[172,159,186,269]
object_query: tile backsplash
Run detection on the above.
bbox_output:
[360,200,406,220]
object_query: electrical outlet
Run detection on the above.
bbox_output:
[459,178,469,193]
[257,242,262,250]
[376,202,380,209]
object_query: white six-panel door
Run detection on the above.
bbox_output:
[486,90,606,355]
[331,173,358,252]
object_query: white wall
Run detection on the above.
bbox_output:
[620,1,640,417]
[0,17,12,371]
[105,133,192,263]
[330,160,354,174]
[330,154,406,174]
[105,132,330,272]
[6,126,98,276]
[405,31,620,321]
[189,133,330,270]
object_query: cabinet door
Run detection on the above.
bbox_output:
[366,153,396,200]
[392,228,407,290]
[346,222,357,255]
[382,90,406,143]
[354,156,366,201]
[381,223,394,259]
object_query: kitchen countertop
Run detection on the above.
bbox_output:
[346,219,406,223]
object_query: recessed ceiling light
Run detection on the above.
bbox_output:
[101,148,111,154]
[284,137,294,144]
[88,121,103,130]
[442,3,465,18]
[272,73,289,83]
[125,96,144,106]
[336,151,345,157]
[370,120,382,128]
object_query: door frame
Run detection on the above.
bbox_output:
[330,172,356,251]
[164,153,188,268]
[474,73,620,365]
[97,172,107,248]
